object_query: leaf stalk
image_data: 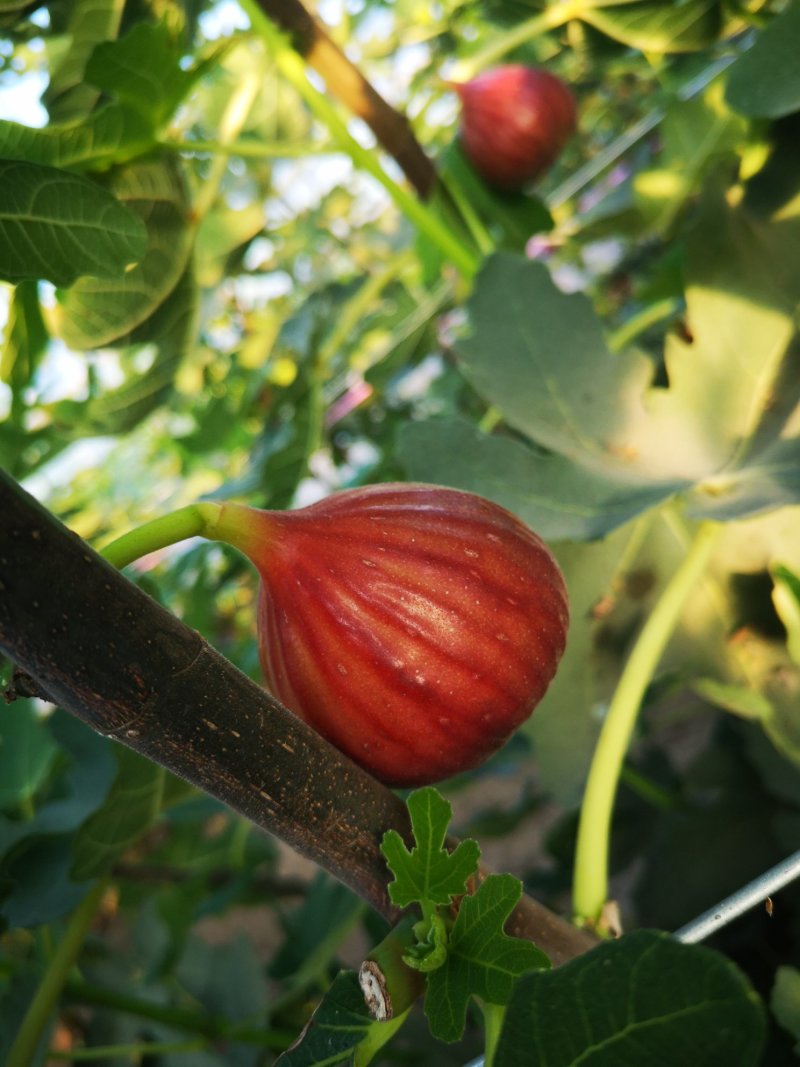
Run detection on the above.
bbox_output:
[6,880,108,1067]
[572,519,722,925]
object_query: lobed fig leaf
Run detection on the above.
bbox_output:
[381,787,480,910]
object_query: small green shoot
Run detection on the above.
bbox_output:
[381,787,550,1043]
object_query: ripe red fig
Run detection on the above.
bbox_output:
[453,64,577,190]
[214,484,568,787]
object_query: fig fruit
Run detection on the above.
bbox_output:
[453,64,576,190]
[215,484,568,787]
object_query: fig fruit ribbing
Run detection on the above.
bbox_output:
[216,484,568,787]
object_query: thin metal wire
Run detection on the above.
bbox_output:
[674,847,800,944]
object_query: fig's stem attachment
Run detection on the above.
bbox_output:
[100,504,223,570]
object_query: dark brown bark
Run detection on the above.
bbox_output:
[0,469,596,964]
[254,0,437,198]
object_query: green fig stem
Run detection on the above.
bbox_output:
[572,519,722,927]
[100,504,224,569]
[100,501,278,574]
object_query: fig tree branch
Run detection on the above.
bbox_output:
[244,0,437,198]
[0,469,596,964]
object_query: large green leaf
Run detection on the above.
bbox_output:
[0,837,93,928]
[71,746,165,881]
[0,701,59,813]
[453,253,660,470]
[455,172,800,513]
[0,160,147,287]
[634,86,747,232]
[578,0,723,53]
[772,966,800,1052]
[686,437,800,521]
[397,417,683,542]
[275,970,407,1066]
[495,930,765,1066]
[52,261,198,435]
[43,0,124,122]
[0,106,156,172]
[670,165,800,517]
[86,20,218,129]
[726,0,800,119]
[653,183,800,473]
[57,155,194,349]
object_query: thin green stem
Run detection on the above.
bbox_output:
[477,407,503,434]
[450,0,581,81]
[240,0,479,280]
[47,1038,207,1061]
[193,68,263,218]
[481,1001,506,1067]
[353,1008,411,1066]
[59,976,293,1046]
[438,174,496,259]
[619,764,680,812]
[607,298,681,354]
[100,503,222,569]
[160,136,317,158]
[572,520,722,926]
[7,880,108,1067]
